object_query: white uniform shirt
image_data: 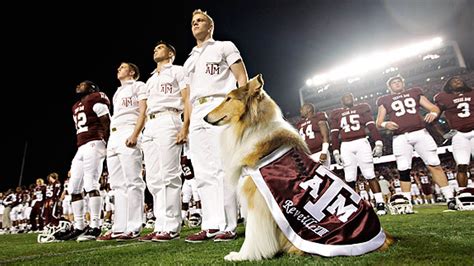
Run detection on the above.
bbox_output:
[145,64,187,115]
[184,39,242,103]
[110,80,147,128]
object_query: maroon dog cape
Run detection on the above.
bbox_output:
[242,147,386,256]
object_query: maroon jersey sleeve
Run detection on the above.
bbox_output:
[297,112,327,154]
[377,88,425,134]
[73,92,111,147]
[434,90,474,132]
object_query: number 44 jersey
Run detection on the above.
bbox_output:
[434,90,474,133]
[376,87,425,135]
[296,112,328,154]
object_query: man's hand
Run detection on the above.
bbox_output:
[176,127,189,144]
[372,140,383,158]
[126,135,138,147]
[382,121,399,131]
[332,150,343,166]
[424,112,438,123]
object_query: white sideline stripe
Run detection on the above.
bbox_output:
[0,242,145,264]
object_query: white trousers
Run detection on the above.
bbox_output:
[392,129,440,171]
[189,100,238,232]
[341,138,375,182]
[142,112,182,233]
[69,140,106,194]
[107,126,145,233]
[452,130,474,165]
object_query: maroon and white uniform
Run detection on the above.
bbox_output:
[44,180,62,226]
[62,179,72,216]
[434,90,474,165]
[445,170,459,192]
[69,92,110,195]
[392,178,402,194]
[419,174,433,196]
[181,149,200,205]
[296,112,330,166]
[30,185,46,231]
[377,87,440,170]
[242,147,386,256]
[356,180,370,201]
[330,104,382,182]
[410,175,420,196]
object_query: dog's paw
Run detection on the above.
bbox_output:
[224,251,245,261]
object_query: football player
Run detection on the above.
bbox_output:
[434,76,474,194]
[296,103,331,166]
[376,75,454,210]
[330,93,386,215]
[58,80,111,241]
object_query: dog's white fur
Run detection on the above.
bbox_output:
[204,74,393,261]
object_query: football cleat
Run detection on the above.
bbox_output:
[77,227,101,242]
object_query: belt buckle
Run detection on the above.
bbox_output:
[149,114,156,119]
[198,97,208,105]
[111,127,117,132]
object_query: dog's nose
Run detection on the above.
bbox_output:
[203,115,209,123]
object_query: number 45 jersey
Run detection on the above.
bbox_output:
[434,90,474,133]
[376,87,425,135]
[329,103,381,150]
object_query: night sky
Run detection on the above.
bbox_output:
[2,0,473,191]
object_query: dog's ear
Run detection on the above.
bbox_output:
[248,74,264,97]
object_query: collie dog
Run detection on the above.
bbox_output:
[204,74,394,261]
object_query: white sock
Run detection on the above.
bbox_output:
[71,200,85,230]
[373,192,384,203]
[89,196,102,228]
[440,186,454,201]
[181,210,188,220]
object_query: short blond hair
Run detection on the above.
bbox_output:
[192,9,214,34]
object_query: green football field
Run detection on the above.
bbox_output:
[0,205,473,265]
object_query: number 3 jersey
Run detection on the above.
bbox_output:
[433,90,474,133]
[296,112,328,154]
[376,87,425,135]
[329,103,381,150]
[72,92,111,147]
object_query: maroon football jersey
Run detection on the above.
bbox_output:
[376,87,425,135]
[296,112,328,154]
[72,92,111,147]
[330,103,381,150]
[434,90,474,132]
[419,175,431,185]
[46,181,61,200]
[181,156,194,180]
[33,185,46,202]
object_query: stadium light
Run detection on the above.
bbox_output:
[307,37,443,87]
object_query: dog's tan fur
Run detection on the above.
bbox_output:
[204,74,394,261]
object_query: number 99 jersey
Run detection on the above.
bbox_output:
[434,90,474,133]
[376,87,425,135]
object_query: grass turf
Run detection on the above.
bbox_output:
[0,204,473,265]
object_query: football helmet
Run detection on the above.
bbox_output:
[455,188,474,211]
[187,213,202,228]
[387,194,414,215]
[145,219,155,229]
[37,220,73,243]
